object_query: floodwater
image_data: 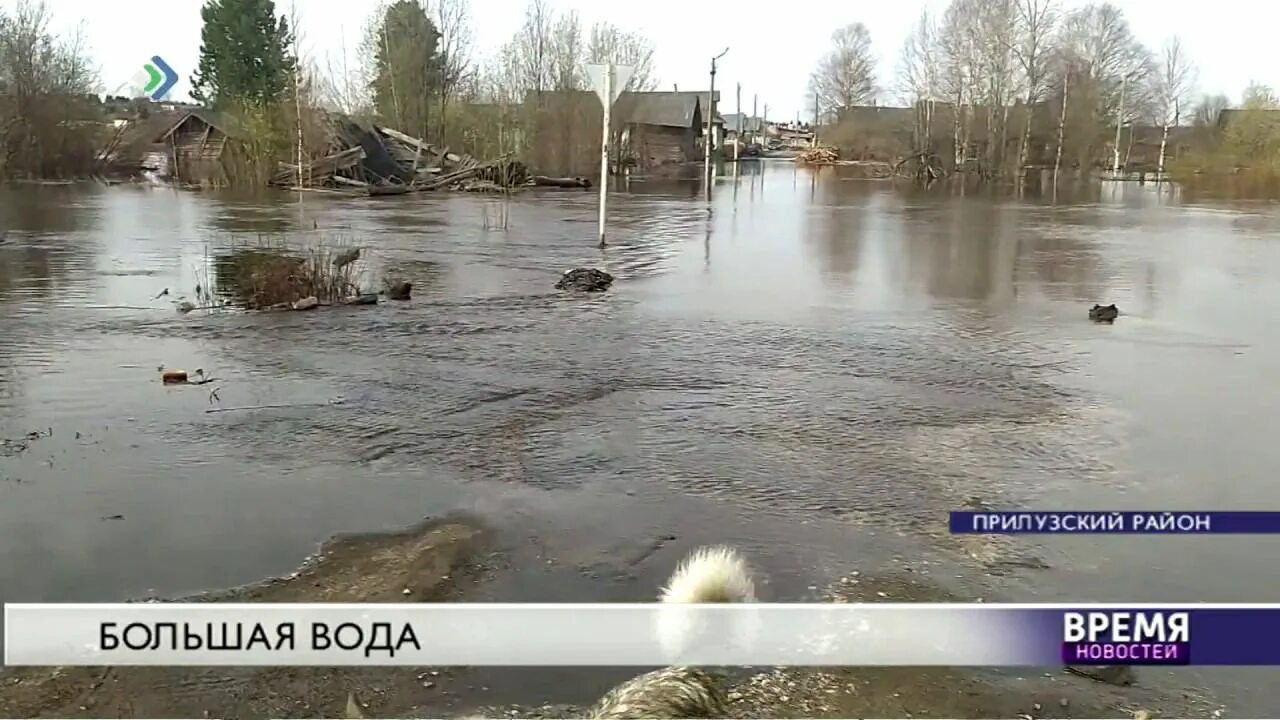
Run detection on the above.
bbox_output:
[2,163,1278,713]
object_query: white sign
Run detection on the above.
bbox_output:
[585,63,634,107]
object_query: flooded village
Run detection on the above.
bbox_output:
[2,0,1280,717]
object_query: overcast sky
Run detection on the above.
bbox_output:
[44,0,1279,119]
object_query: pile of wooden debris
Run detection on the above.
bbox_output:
[796,147,839,165]
[273,115,529,195]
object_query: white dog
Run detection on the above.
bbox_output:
[583,545,757,719]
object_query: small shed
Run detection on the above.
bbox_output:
[95,108,244,185]
[160,108,242,186]
[95,109,188,178]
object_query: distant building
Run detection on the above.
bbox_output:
[721,113,766,147]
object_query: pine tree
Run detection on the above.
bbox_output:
[368,0,442,136]
[190,0,297,108]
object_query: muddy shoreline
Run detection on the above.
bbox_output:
[0,516,1224,719]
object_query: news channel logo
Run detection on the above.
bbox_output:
[126,56,178,101]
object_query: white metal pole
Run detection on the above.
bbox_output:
[1112,74,1126,176]
[598,64,612,248]
[704,59,715,195]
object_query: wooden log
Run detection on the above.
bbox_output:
[331,175,369,187]
[274,146,367,185]
[416,164,485,191]
[368,184,411,197]
[377,126,471,168]
[529,172,588,185]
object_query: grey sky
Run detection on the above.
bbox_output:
[47,0,1276,119]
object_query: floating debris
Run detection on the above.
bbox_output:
[161,369,190,384]
[1089,303,1119,323]
[556,267,614,292]
[384,280,412,301]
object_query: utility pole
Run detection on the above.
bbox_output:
[1112,74,1128,177]
[812,94,819,146]
[735,82,742,162]
[763,102,769,148]
[752,94,758,145]
[704,47,729,197]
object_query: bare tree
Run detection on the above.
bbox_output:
[1049,2,1154,171]
[971,0,1018,174]
[550,9,583,91]
[1151,36,1196,173]
[1056,3,1155,124]
[809,22,877,122]
[1012,0,1058,171]
[586,22,658,92]
[1191,93,1229,129]
[315,25,372,114]
[897,9,940,152]
[938,0,978,167]
[0,0,99,178]
[432,0,474,137]
[478,50,524,106]
[511,0,555,100]
[897,10,938,104]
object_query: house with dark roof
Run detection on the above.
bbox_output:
[614,90,721,168]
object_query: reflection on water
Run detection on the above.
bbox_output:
[2,168,1279,711]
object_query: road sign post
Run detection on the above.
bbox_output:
[586,63,634,248]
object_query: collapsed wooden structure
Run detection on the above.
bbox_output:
[95,108,239,185]
[271,115,572,195]
[96,108,595,194]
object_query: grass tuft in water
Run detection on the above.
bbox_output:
[211,233,367,309]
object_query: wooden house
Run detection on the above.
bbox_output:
[614,90,721,168]
[160,108,242,185]
[1111,124,1196,172]
[96,108,242,185]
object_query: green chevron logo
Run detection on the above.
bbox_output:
[141,56,178,101]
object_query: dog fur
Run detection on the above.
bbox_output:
[582,545,757,719]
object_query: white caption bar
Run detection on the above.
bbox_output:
[4,603,1017,667]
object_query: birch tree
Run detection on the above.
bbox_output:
[897,10,940,150]
[1056,3,1155,124]
[938,0,978,167]
[809,22,877,121]
[1151,36,1196,173]
[971,0,1018,174]
[1053,2,1155,167]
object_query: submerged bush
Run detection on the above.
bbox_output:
[213,236,365,308]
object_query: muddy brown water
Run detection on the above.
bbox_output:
[1,164,1277,715]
